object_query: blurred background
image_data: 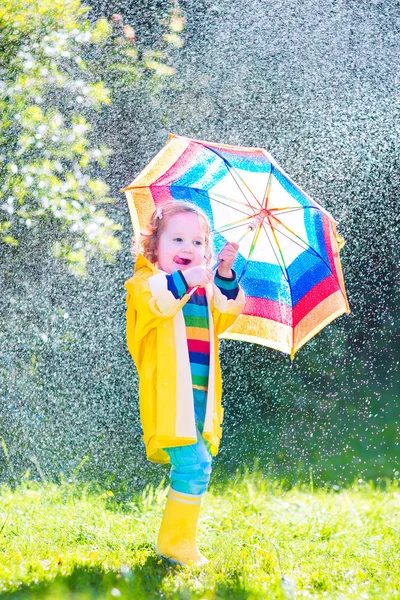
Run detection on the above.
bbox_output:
[1,0,399,494]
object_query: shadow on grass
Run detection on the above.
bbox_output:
[0,546,282,600]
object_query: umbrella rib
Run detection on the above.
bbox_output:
[269,224,314,254]
[266,215,289,273]
[199,191,253,216]
[269,206,304,213]
[261,166,274,210]
[213,215,256,235]
[270,213,333,273]
[202,145,264,211]
[247,219,263,261]
[173,184,252,209]
[269,206,323,215]
[270,225,338,288]
[222,164,264,212]
[261,222,289,283]
[269,207,339,275]
[143,183,253,216]
[263,218,294,354]
[238,219,264,283]
[133,183,250,208]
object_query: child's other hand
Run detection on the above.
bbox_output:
[217,242,239,277]
[184,266,213,288]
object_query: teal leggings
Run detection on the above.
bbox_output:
[163,389,213,496]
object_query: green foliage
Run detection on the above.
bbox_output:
[0,0,114,274]
[0,0,184,275]
[84,4,185,91]
[0,475,399,598]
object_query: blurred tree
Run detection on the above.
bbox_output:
[0,0,185,487]
[0,0,184,275]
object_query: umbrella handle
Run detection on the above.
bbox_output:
[148,293,192,318]
[211,223,256,274]
[189,259,221,295]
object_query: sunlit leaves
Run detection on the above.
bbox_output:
[143,51,177,77]
[0,0,184,275]
[0,222,18,246]
[163,33,184,49]
[90,18,112,44]
[0,0,121,274]
[86,81,111,107]
[87,5,184,89]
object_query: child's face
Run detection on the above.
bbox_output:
[157,212,206,274]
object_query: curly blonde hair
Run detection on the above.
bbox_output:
[131,201,213,265]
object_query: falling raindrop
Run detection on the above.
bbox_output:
[0,0,398,500]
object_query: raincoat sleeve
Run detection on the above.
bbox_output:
[125,268,190,349]
[211,281,246,336]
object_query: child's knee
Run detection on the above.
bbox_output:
[166,437,211,469]
[196,459,212,485]
[173,458,211,481]
[170,457,212,495]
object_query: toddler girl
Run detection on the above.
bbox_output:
[124,200,245,565]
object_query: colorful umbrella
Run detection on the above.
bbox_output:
[122,134,350,358]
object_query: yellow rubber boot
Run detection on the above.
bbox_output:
[156,488,209,566]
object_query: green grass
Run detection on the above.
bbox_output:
[0,472,399,599]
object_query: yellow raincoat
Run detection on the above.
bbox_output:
[124,254,245,464]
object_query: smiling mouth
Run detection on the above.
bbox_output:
[174,256,191,266]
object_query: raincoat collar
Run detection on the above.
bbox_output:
[134,253,158,274]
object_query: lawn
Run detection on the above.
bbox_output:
[0,471,399,599]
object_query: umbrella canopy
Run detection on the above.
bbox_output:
[122,134,350,358]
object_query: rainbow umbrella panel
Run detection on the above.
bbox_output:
[122,134,350,358]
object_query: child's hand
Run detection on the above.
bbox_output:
[183,266,213,288]
[217,242,239,278]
